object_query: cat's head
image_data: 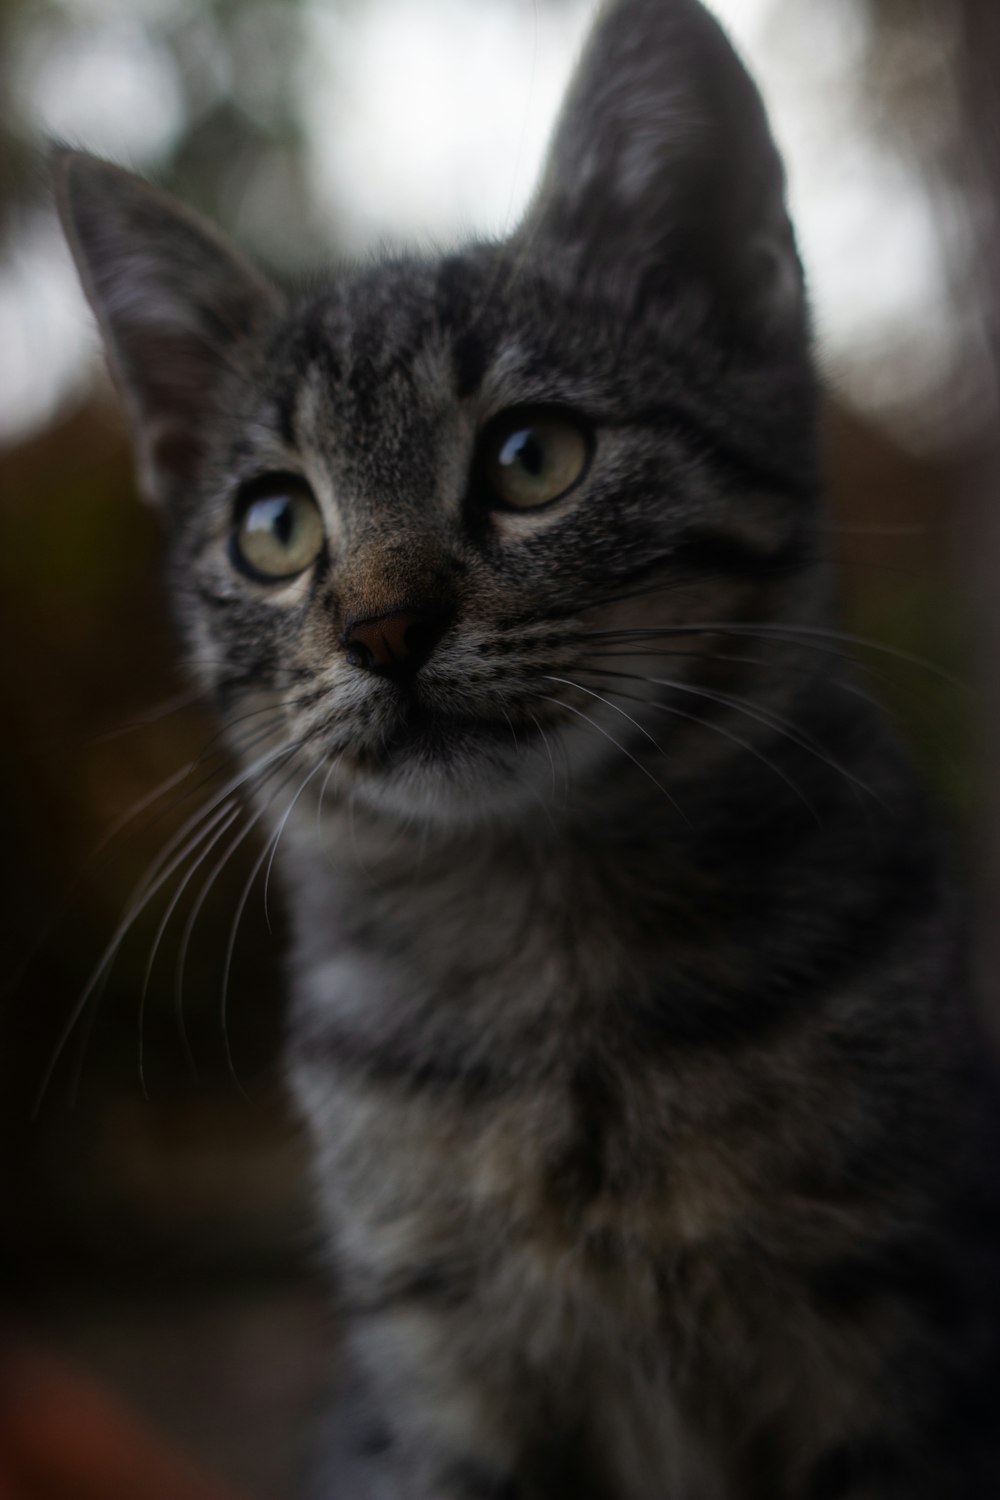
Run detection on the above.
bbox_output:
[56,0,821,828]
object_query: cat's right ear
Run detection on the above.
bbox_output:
[53,149,283,506]
[519,0,804,342]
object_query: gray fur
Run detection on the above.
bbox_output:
[55,1,1000,1496]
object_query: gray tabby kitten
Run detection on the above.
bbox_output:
[55,0,1000,1495]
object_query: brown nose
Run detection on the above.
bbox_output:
[342,604,449,680]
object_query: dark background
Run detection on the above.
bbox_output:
[2,1,999,1493]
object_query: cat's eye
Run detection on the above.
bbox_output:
[479,408,592,511]
[231,475,325,581]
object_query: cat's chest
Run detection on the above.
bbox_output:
[285,831,753,1235]
[285,827,648,1054]
[291,961,767,1500]
[288,905,750,1259]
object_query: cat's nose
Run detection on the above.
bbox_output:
[342,604,450,680]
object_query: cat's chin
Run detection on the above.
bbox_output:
[329,694,658,829]
[353,768,536,828]
[353,753,548,828]
[341,712,561,828]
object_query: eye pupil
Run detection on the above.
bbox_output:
[272,499,293,546]
[501,430,544,478]
[244,495,294,545]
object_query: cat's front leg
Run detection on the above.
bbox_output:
[307,1268,624,1500]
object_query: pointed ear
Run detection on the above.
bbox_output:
[521,0,803,338]
[53,149,283,505]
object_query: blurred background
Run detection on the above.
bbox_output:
[1,0,999,1494]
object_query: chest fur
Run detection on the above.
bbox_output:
[283,827,923,1497]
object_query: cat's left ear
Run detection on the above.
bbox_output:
[520,0,803,338]
[54,149,284,506]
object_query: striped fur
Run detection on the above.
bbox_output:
[56,0,1000,1494]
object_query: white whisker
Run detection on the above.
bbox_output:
[536,692,688,823]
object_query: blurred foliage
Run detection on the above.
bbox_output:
[0,0,331,271]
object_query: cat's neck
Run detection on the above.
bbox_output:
[281,672,917,942]
[281,687,943,1081]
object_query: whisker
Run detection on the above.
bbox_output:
[506,706,559,834]
[170,747,306,1073]
[316,751,345,833]
[136,802,242,1098]
[125,732,290,914]
[500,707,521,755]
[81,687,205,748]
[41,721,285,1101]
[527,709,561,803]
[536,692,688,824]
[221,756,327,1097]
[4,757,200,1000]
[32,739,296,1117]
[568,621,967,689]
[579,645,963,768]
[543,673,669,764]
[583,644,889,708]
[68,791,248,1110]
[48,706,288,960]
[701,622,968,689]
[262,758,327,935]
[34,795,241,1118]
[577,675,821,822]
[574,665,884,810]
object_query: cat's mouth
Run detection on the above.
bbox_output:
[367,701,537,773]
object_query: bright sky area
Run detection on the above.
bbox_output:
[0,0,975,450]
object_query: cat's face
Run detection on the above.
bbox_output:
[56,0,820,826]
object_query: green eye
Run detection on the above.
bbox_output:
[481,408,591,510]
[232,476,325,581]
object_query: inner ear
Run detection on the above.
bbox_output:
[518,0,804,336]
[54,149,284,507]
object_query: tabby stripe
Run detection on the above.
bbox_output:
[452,328,490,400]
[274,383,298,448]
[623,840,941,1055]
[632,399,818,498]
[300,1025,508,1098]
[344,1261,472,1315]
[546,1059,617,1211]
